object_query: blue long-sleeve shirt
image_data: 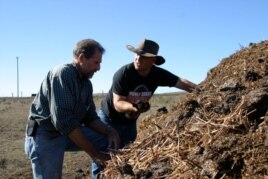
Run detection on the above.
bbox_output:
[29,63,99,135]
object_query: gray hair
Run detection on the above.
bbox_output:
[73,39,105,58]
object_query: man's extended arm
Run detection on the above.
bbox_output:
[175,78,197,92]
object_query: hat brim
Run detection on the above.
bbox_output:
[127,45,165,65]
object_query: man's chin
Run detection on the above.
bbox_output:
[87,73,94,79]
[82,73,94,79]
[134,65,141,70]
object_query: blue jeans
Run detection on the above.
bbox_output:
[91,109,137,178]
[24,126,108,179]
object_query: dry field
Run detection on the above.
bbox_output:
[0,93,185,179]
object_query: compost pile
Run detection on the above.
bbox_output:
[102,40,268,179]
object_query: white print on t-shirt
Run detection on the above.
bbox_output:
[127,85,152,103]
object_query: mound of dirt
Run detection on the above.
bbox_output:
[101,40,268,178]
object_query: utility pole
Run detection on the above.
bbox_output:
[16,57,19,98]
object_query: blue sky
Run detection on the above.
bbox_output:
[0,0,267,97]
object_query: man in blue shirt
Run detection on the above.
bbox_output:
[24,39,120,179]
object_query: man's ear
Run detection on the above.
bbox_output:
[77,53,85,62]
[152,57,157,64]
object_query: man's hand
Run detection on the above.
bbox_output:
[105,126,120,150]
[86,119,121,150]
[133,101,150,113]
[125,101,151,120]
[91,151,111,167]
[68,128,110,167]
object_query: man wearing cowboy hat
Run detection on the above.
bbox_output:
[91,39,196,177]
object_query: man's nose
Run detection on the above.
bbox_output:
[136,56,142,62]
[96,64,101,71]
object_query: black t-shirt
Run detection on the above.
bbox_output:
[101,63,179,123]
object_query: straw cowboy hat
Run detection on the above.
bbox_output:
[127,39,165,65]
